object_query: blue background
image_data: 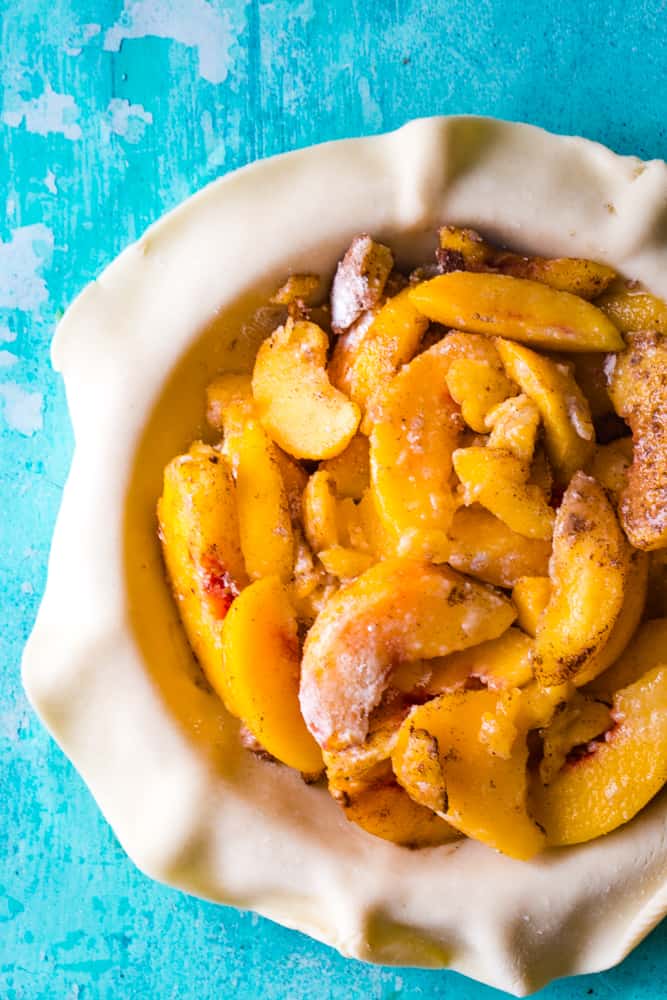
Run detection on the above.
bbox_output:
[1,1,666,997]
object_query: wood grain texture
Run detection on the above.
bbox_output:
[1,1,666,997]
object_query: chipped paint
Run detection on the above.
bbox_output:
[105,99,154,143]
[0,225,53,313]
[0,384,44,435]
[104,0,240,84]
[2,82,82,140]
[44,170,58,193]
[0,351,18,367]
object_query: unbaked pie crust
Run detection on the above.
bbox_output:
[22,116,667,995]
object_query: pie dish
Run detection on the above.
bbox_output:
[22,116,667,995]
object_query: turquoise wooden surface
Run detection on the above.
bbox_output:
[2,1,667,997]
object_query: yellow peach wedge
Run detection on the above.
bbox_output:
[588,437,633,500]
[533,472,630,686]
[440,331,517,433]
[206,372,253,431]
[409,272,624,352]
[320,434,370,500]
[222,576,323,773]
[495,338,595,482]
[222,404,294,581]
[158,443,249,704]
[302,470,339,554]
[446,505,551,588]
[369,339,463,562]
[531,665,667,846]
[328,287,429,429]
[425,627,534,693]
[512,576,551,638]
[318,546,375,582]
[252,319,360,460]
[538,693,612,784]
[595,278,667,334]
[393,690,545,859]
[584,618,667,702]
[339,780,460,847]
[452,446,555,540]
[608,331,667,549]
[299,558,516,750]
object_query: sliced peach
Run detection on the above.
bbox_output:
[206,373,253,431]
[588,437,633,499]
[531,665,667,846]
[222,406,294,581]
[512,576,551,638]
[320,434,370,499]
[447,505,551,588]
[252,319,360,460]
[158,443,248,701]
[596,278,667,334]
[328,288,429,428]
[338,779,460,847]
[486,394,540,463]
[330,234,393,333]
[318,546,375,581]
[608,330,667,549]
[440,332,517,433]
[393,690,545,859]
[495,338,595,482]
[584,617,667,701]
[289,530,337,626]
[437,226,617,299]
[539,693,612,784]
[426,628,534,693]
[409,272,624,352]
[299,558,516,750]
[453,446,555,540]
[369,339,462,561]
[221,576,322,772]
[302,470,339,554]
[273,448,308,524]
[533,472,629,685]
[574,548,648,687]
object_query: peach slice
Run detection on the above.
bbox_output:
[299,558,516,750]
[369,339,463,562]
[206,372,253,431]
[409,272,623,352]
[158,443,248,704]
[452,446,555,540]
[446,505,551,588]
[339,780,460,847]
[486,394,540,462]
[223,405,294,581]
[393,689,545,859]
[584,618,667,701]
[318,546,375,581]
[440,332,517,433]
[538,693,612,784]
[531,665,667,846]
[320,434,370,500]
[533,472,629,686]
[425,628,534,693]
[495,338,595,482]
[437,226,617,299]
[222,576,322,773]
[328,287,429,428]
[588,437,633,499]
[252,319,360,460]
[512,576,551,638]
[595,278,667,334]
[302,470,339,554]
[608,330,667,549]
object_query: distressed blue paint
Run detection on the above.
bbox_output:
[1,0,667,997]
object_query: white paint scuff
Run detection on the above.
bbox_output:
[0,384,44,435]
[0,325,16,343]
[65,22,101,56]
[44,170,58,193]
[0,351,18,367]
[0,224,54,313]
[105,98,153,143]
[2,82,82,140]
[104,0,237,84]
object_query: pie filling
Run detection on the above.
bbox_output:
[158,226,667,859]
